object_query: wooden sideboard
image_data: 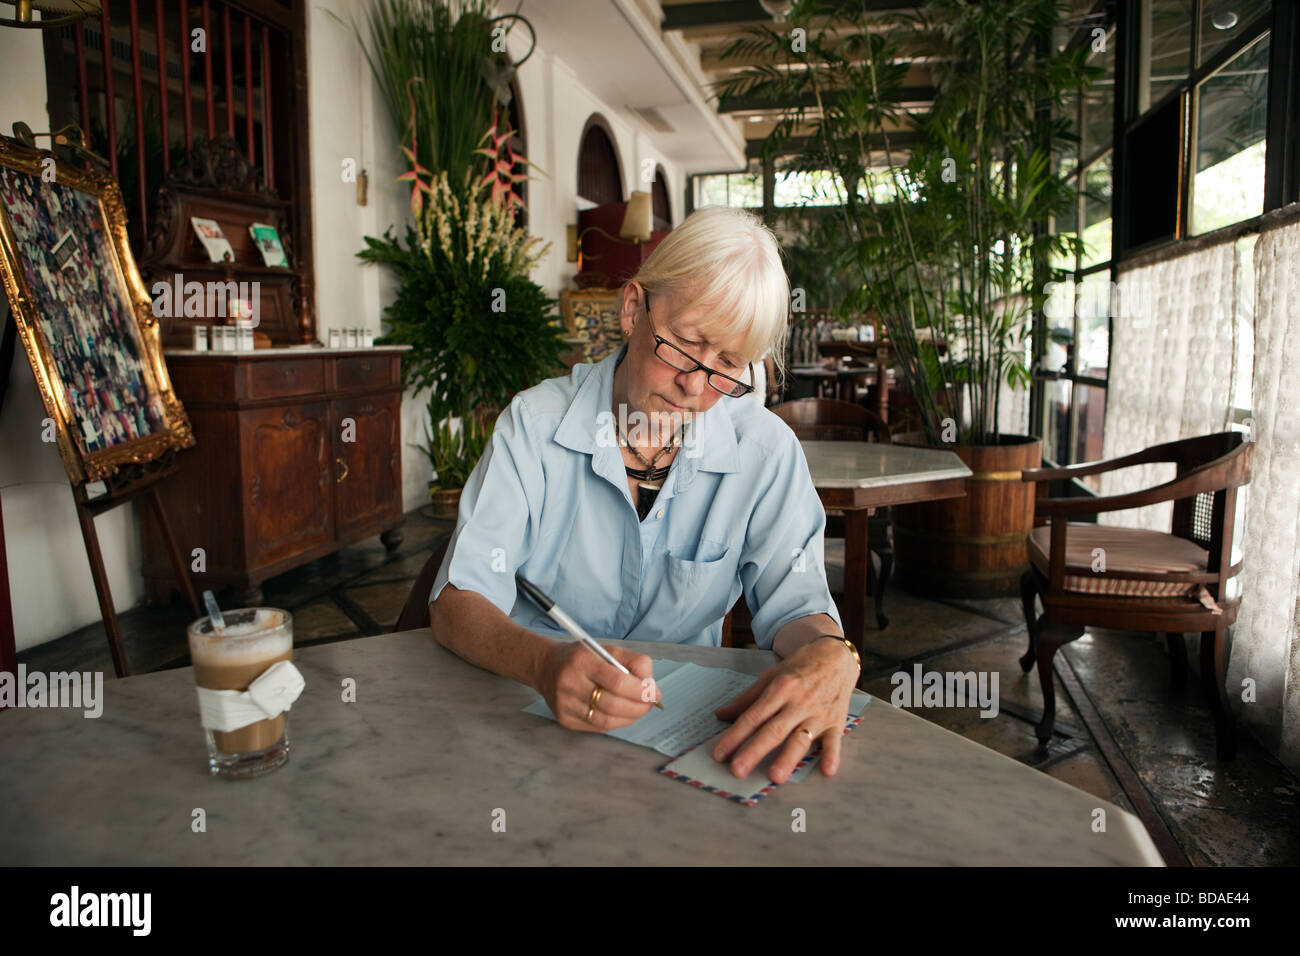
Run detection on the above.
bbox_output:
[141,346,408,606]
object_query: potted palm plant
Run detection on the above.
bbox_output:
[717,0,1097,596]
[358,0,563,503]
[416,399,494,516]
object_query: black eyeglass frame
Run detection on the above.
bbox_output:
[642,290,755,398]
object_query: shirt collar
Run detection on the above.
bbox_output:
[553,343,741,475]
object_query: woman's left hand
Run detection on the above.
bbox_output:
[712,637,858,782]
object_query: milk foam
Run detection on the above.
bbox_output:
[188,608,292,667]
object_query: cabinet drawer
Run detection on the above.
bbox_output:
[246,359,325,400]
[335,355,394,391]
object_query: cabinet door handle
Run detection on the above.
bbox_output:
[335,457,349,483]
[358,361,372,373]
[281,365,297,379]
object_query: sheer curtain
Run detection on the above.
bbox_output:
[1233,216,1300,766]
[1099,217,1300,771]
[1100,238,1245,530]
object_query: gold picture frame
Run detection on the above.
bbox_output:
[0,134,193,485]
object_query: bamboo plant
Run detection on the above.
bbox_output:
[716,0,1098,445]
[362,0,504,191]
[358,0,561,493]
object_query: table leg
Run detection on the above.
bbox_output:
[840,508,869,673]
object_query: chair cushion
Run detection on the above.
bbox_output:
[1027,524,1208,597]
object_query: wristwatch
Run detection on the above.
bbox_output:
[817,634,861,677]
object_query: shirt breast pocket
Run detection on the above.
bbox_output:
[661,538,736,630]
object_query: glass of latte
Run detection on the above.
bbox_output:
[187,608,295,779]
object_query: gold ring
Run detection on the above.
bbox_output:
[585,704,596,723]
[798,727,814,740]
[590,685,602,709]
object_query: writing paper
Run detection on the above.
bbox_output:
[522,660,756,757]
[522,660,872,779]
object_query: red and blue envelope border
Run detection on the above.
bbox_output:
[658,711,866,806]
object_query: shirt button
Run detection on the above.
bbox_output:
[656,510,664,519]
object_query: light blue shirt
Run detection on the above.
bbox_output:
[430,344,842,648]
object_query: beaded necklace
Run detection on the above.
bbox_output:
[613,348,684,520]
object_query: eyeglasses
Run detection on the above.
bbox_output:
[643,291,755,398]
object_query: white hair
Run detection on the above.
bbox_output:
[631,205,789,385]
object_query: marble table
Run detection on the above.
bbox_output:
[0,632,1163,865]
[801,440,971,648]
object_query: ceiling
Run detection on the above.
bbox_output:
[659,0,929,162]
[524,0,1109,175]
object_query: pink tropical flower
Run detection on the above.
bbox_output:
[474,109,529,212]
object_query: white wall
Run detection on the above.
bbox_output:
[3,1,692,651]
[0,7,147,653]
[307,2,684,516]
[306,0,424,511]
[512,41,685,299]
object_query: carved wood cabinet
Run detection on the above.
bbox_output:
[141,347,408,605]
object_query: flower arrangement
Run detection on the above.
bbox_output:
[359,87,564,491]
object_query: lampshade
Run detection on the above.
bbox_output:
[618,191,653,243]
[2,0,101,29]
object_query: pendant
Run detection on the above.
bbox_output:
[636,482,659,522]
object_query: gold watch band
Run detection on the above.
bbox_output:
[817,634,861,676]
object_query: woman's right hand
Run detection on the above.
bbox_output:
[534,641,658,732]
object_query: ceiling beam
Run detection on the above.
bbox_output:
[718,86,935,112]
[662,1,920,32]
[661,1,772,32]
[744,130,921,159]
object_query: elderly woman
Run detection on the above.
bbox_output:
[429,205,860,783]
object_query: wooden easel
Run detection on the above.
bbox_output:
[0,298,199,680]
[1,296,19,684]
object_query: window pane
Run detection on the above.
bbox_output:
[856,167,908,204]
[1043,277,1074,372]
[695,175,730,207]
[1043,378,1073,466]
[1199,0,1271,66]
[1076,273,1111,377]
[1052,153,1079,271]
[774,167,842,207]
[1138,0,1192,114]
[1191,33,1269,235]
[1080,152,1113,268]
[1074,385,1107,485]
[1059,89,1080,161]
[728,171,764,208]
[1081,28,1115,160]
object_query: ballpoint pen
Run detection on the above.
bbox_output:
[515,572,664,710]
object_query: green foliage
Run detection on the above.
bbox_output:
[715,0,1098,444]
[362,0,506,191]
[417,401,495,492]
[779,211,864,320]
[358,0,558,488]
[358,218,562,435]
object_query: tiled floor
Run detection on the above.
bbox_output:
[18,510,1298,865]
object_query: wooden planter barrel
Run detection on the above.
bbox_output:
[430,487,462,519]
[892,434,1041,599]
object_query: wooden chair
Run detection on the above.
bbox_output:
[1018,432,1252,759]
[770,398,894,630]
[394,538,451,633]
